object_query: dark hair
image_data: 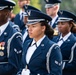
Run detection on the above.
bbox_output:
[69,21,76,33]
[40,21,54,39]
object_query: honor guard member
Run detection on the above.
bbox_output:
[1,0,20,32]
[0,0,22,75]
[52,10,76,75]
[4,0,20,32]
[44,0,62,28]
[14,0,31,33]
[17,10,62,75]
[22,5,40,43]
[44,0,62,36]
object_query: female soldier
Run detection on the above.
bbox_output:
[52,10,76,75]
[17,10,62,75]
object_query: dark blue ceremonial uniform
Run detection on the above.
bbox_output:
[0,22,22,75]
[17,8,62,75]
[52,33,76,75]
[18,36,62,75]
[0,0,23,75]
[14,13,25,32]
[52,10,76,75]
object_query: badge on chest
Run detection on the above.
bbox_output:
[0,42,5,56]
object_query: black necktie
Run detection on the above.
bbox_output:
[59,38,64,42]
[22,13,23,21]
[31,42,37,48]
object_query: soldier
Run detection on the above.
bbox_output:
[0,0,22,75]
[17,10,62,75]
[14,0,31,32]
[52,10,76,75]
[44,0,62,29]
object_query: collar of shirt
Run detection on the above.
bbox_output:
[51,15,58,26]
[19,9,24,20]
[31,35,46,47]
[0,21,9,36]
[59,32,71,41]
[19,9,23,15]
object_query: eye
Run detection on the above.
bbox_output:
[61,22,65,25]
[58,22,65,25]
[32,25,36,27]
[30,23,37,27]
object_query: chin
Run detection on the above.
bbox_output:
[29,36,33,38]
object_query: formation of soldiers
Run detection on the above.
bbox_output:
[0,0,76,75]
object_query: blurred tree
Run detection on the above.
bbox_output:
[30,0,41,10]
[13,0,76,14]
[60,0,76,14]
[13,0,20,14]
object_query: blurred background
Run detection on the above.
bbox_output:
[13,0,76,14]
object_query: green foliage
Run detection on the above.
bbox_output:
[60,0,76,14]
[13,0,20,14]
[30,0,41,10]
[13,0,76,14]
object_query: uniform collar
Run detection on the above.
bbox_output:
[31,35,46,47]
[19,9,24,20]
[19,9,23,15]
[0,21,9,36]
[51,15,58,26]
[60,32,71,41]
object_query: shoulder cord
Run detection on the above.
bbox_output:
[7,32,22,58]
[68,43,76,63]
[46,44,57,73]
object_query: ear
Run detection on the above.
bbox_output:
[54,5,58,10]
[41,26,46,32]
[70,23,73,28]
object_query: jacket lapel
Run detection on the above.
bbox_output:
[23,40,32,64]
[52,17,58,28]
[29,37,49,63]
[0,25,10,42]
[60,34,72,49]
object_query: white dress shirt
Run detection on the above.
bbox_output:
[26,35,46,64]
[19,10,24,20]
[0,21,9,36]
[57,32,71,47]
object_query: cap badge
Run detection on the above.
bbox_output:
[60,11,63,15]
[27,10,31,16]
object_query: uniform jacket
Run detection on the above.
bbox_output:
[52,33,76,75]
[73,33,76,37]
[9,21,20,32]
[14,13,25,31]
[0,23,22,75]
[18,36,62,75]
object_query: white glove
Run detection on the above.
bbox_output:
[21,69,30,75]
